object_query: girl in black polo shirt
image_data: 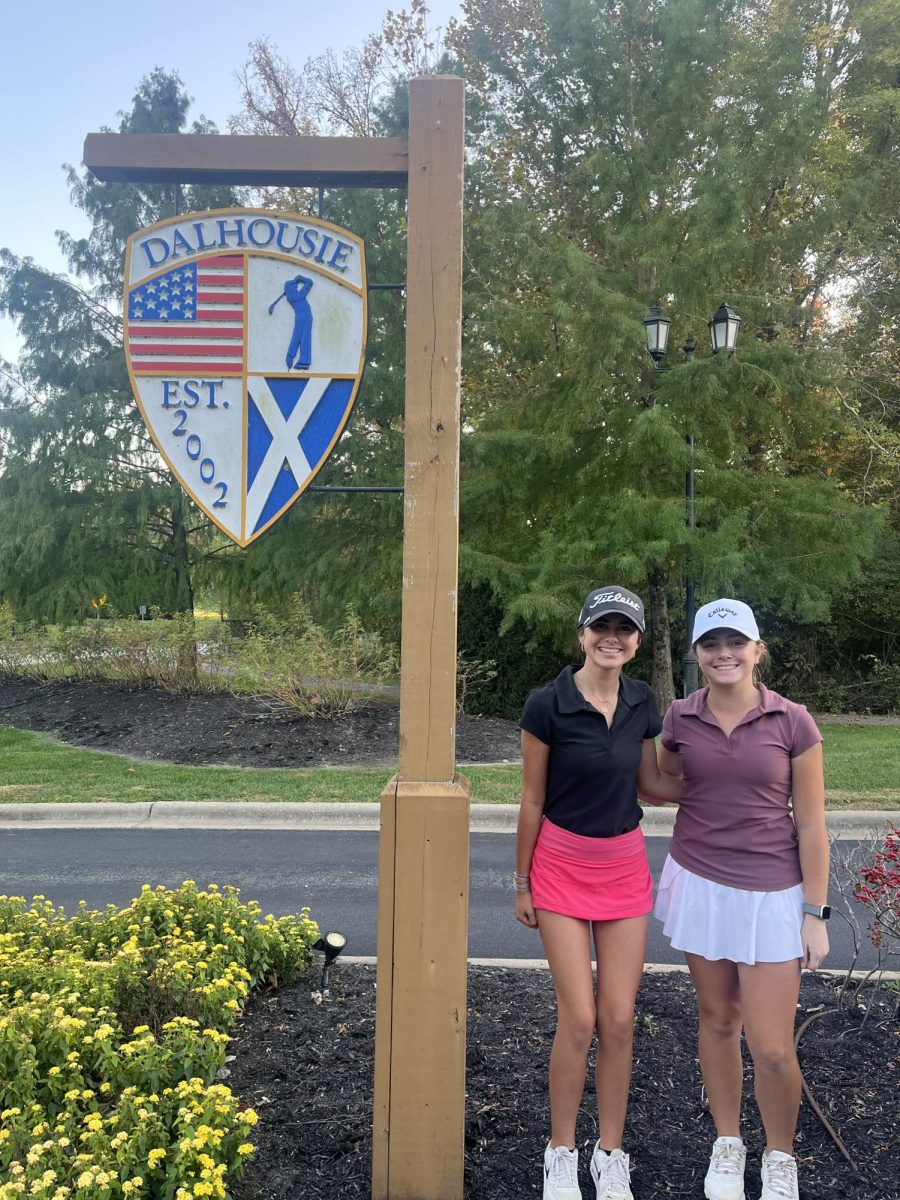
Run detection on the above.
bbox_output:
[516,586,681,1200]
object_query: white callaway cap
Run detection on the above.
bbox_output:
[692,598,760,644]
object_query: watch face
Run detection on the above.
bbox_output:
[821,905,831,920]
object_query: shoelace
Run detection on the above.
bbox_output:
[602,1153,631,1199]
[765,1157,798,1198]
[711,1144,744,1176]
[548,1147,578,1189]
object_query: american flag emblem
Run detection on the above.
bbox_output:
[126,255,244,374]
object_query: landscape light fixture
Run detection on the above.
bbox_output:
[708,302,741,354]
[642,304,671,364]
[314,930,348,990]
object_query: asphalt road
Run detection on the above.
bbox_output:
[0,827,879,970]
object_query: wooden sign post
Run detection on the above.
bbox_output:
[85,73,468,1200]
[372,77,469,1200]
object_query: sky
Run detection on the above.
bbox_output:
[0,0,463,361]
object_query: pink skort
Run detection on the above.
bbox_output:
[530,818,652,921]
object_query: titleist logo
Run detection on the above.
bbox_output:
[589,591,641,612]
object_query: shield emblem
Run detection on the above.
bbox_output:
[123,208,367,546]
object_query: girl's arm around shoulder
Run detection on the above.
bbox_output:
[637,695,682,806]
[637,739,683,806]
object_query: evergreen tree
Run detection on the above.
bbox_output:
[0,70,237,621]
[448,0,891,706]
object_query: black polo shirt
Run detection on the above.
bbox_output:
[520,666,662,838]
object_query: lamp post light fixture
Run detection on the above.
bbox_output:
[641,305,740,695]
[642,304,672,364]
[708,302,741,355]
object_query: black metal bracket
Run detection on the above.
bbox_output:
[306,486,403,494]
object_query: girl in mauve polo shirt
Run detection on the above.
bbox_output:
[653,599,829,1200]
[516,586,682,1200]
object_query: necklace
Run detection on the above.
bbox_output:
[575,677,618,713]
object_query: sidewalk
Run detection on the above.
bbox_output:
[0,801,895,838]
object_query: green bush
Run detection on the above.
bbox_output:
[0,615,234,695]
[0,882,319,1198]
[229,595,398,719]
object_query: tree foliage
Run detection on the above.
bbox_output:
[0,71,237,620]
[447,0,893,704]
[0,3,895,713]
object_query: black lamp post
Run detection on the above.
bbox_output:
[642,304,740,695]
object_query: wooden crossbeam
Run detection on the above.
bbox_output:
[82,133,409,188]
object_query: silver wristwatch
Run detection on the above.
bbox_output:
[802,902,831,920]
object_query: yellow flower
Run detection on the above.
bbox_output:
[237,1143,254,1156]
[147,1148,166,1168]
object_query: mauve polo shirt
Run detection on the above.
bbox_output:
[520,666,662,838]
[662,684,822,891]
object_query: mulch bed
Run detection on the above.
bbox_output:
[0,677,521,767]
[228,965,899,1199]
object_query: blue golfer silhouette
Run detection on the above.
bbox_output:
[269,274,314,369]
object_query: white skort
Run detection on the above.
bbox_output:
[654,854,804,965]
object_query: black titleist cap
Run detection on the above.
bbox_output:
[578,586,645,634]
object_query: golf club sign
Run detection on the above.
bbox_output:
[123,208,367,546]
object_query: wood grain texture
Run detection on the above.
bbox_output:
[373,76,468,1199]
[397,75,466,784]
[372,774,471,1200]
[83,133,409,187]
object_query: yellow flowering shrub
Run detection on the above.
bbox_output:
[0,883,318,1195]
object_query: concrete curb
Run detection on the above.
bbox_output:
[0,801,896,839]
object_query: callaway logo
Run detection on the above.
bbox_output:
[708,605,738,619]
[589,590,641,613]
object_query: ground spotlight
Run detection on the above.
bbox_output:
[314,930,347,990]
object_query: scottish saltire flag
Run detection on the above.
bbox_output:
[123,210,367,546]
[245,376,356,534]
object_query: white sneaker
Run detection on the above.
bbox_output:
[543,1143,582,1200]
[704,1136,746,1200]
[760,1151,799,1200]
[589,1144,633,1200]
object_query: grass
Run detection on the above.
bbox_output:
[0,723,896,809]
[817,723,900,805]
